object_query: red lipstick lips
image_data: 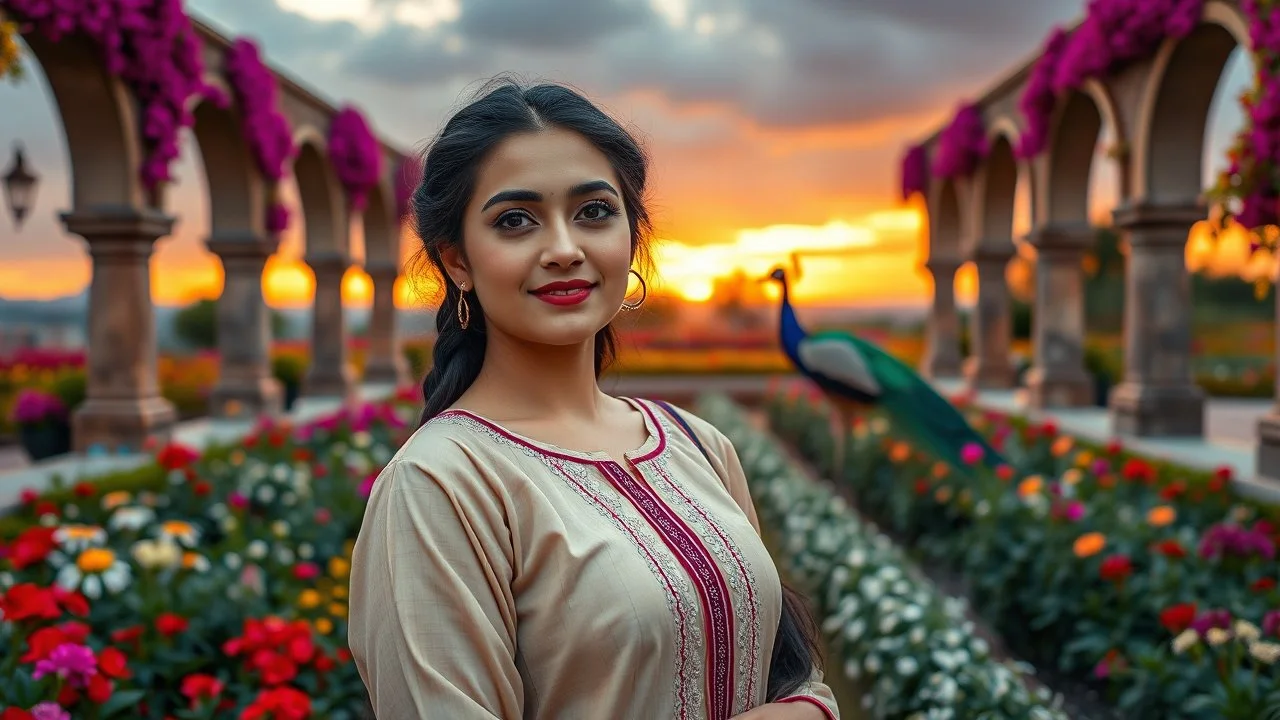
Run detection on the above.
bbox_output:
[530,279,596,306]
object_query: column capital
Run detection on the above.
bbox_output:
[1025,221,1094,251]
[1111,200,1205,234]
[206,232,277,261]
[304,251,352,274]
[924,255,963,273]
[61,208,175,259]
[968,242,1015,264]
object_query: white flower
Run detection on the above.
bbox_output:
[56,547,131,599]
[1250,640,1280,664]
[864,653,882,674]
[1235,619,1261,643]
[271,520,291,538]
[108,506,155,533]
[247,540,268,560]
[207,503,228,520]
[281,491,298,506]
[275,546,295,565]
[909,627,926,645]
[54,524,107,553]
[223,552,243,571]
[63,504,79,520]
[255,484,277,503]
[844,619,866,642]
[1206,628,1232,646]
[298,543,314,560]
[131,538,183,570]
[156,520,201,548]
[901,604,923,623]
[895,656,918,676]
[220,516,239,533]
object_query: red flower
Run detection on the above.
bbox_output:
[995,465,1015,482]
[8,527,56,570]
[913,479,929,496]
[240,686,311,720]
[181,673,225,706]
[1099,553,1133,583]
[156,613,190,636]
[1040,420,1058,436]
[1105,439,1123,455]
[292,562,320,581]
[1160,603,1197,634]
[19,488,39,505]
[73,481,97,498]
[98,646,132,679]
[1159,481,1185,501]
[193,480,213,497]
[1121,458,1155,484]
[1253,578,1277,593]
[1153,539,1187,559]
[1,583,60,622]
[0,708,34,720]
[155,442,200,470]
[23,622,91,663]
[34,501,58,518]
[111,625,145,645]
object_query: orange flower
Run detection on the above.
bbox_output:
[931,461,949,480]
[1073,532,1106,558]
[1017,476,1044,498]
[1146,505,1176,527]
[889,442,912,463]
[1050,435,1074,458]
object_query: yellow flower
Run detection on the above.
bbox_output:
[1051,435,1074,458]
[1073,532,1106,558]
[1146,505,1176,527]
[1017,476,1043,498]
[331,585,347,600]
[77,548,117,573]
[328,557,351,579]
[298,589,322,609]
[1062,469,1083,486]
[329,602,348,618]
[315,618,334,635]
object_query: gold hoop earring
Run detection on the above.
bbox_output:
[621,269,647,311]
[457,283,471,330]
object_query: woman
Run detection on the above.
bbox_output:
[348,79,840,720]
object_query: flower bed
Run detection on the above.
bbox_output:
[695,393,1069,720]
[0,386,422,717]
[765,382,1280,720]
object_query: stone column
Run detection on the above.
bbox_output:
[1256,285,1280,480]
[963,244,1017,389]
[920,256,963,378]
[63,209,178,453]
[207,234,283,419]
[1108,201,1204,436]
[303,251,356,400]
[363,261,410,386]
[1024,222,1094,408]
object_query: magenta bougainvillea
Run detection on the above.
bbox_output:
[394,154,422,219]
[224,37,296,233]
[327,106,382,212]
[1015,0,1204,159]
[1,0,224,190]
[900,144,928,200]
[931,102,989,179]
[1208,0,1280,236]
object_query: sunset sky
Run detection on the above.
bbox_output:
[0,0,1256,310]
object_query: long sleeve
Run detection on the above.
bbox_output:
[348,457,524,719]
[699,413,842,720]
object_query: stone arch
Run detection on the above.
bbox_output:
[974,133,1020,251]
[930,178,964,261]
[15,27,145,210]
[1132,2,1248,203]
[190,78,263,238]
[362,179,398,267]
[291,126,346,256]
[1044,86,1113,224]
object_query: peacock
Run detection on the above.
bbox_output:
[763,265,1005,473]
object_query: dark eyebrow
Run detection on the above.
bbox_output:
[482,189,542,211]
[569,180,619,199]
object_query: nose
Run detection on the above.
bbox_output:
[540,219,585,268]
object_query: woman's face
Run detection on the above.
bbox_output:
[442,127,634,348]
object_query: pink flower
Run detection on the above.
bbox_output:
[228,492,250,510]
[32,642,97,687]
[959,442,984,465]
[292,562,320,581]
[31,703,71,720]
[358,472,378,498]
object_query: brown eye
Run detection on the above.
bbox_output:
[578,200,619,223]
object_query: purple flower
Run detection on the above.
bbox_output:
[1190,608,1232,636]
[1263,609,1280,637]
[899,144,928,200]
[10,389,67,426]
[31,642,97,688]
[328,106,383,211]
[1199,522,1277,561]
[932,102,989,179]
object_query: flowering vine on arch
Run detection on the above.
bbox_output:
[1015,0,1204,159]
[931,102,989,180]
[0,0,226,191]
[224,37,296,235]
[327,106,382,213]
[899,144,928,201]
[1206,0,1280,244]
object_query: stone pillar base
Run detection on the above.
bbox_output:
[1025,368,1094,409]
[963,356,1016,390]
[73,396,177,454]
[1109,381,1205,437]
[209,377,284,419]
[363,356,410,386]
[304,364,358,401]
[1257,413,1280,481]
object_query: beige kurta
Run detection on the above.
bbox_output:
[348,397,840,720]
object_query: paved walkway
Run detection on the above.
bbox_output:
[0,383,396,511]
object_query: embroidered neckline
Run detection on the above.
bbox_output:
[436,397,666,464]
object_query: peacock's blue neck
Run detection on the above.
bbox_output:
[777,279,807,362]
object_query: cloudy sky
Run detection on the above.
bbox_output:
[0,0,1248,307]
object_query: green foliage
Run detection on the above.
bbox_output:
[173,299,289,350]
